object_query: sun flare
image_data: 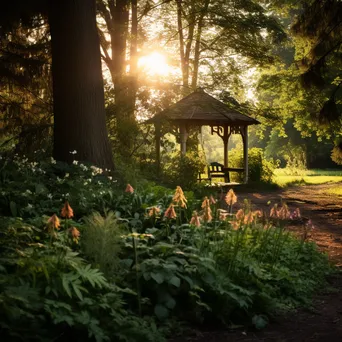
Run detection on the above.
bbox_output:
[138,52,170,76]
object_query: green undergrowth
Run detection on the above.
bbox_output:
[0,157,334,341]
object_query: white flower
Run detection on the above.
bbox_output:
[73,160,78,165]
[108,176,112,180]
[69,150,77,155]
[65,173,69,178]
[47,193,53,199]
[27,204,33,209]
[63,193,70,198]
[25,190,32,195]
[84,182,88,186]
[51,157,56,164]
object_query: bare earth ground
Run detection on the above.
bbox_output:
[172,182,342,342]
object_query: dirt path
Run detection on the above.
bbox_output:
[173,182,342,342]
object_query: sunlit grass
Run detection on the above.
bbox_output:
[274,168,342,187]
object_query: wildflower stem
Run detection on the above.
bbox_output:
[131,230,142,316]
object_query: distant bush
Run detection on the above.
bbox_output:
[331,143,342,165]
[229,147,278,183]
[162,151,206,190]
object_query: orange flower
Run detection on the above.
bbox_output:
[253,210,263,218]
[201,196,209,209]
[278,204,290,220]
[125,184,134,194]
[225,189,237,206]
[46,214,60,238]
[209,195,217,205]
[148,206,161,217]
[190,211,201,227]
[270,204,278,218]
[47,214,60,230]
[69,227,80,243]
[61,201,74,219]
[243,212,254,225]
[172,186,187,208]
[164,204,177,219]
[236,209,244,221]
[231,220,240,230]
[201,197,212,223]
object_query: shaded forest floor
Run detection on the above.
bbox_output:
[173,182,342,342]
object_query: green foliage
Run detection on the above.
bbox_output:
[331,144,342,165]
[81,212,124,278]
[0,156,334,340]
[0,216,163,342]
[162,151,206,190]
[229,147,278,183]
[0,156,120,219]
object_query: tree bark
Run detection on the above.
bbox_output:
[48,0,114,170]
[191,0,210,89]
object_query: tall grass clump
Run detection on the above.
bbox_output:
[81,212,124,278]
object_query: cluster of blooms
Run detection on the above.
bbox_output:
[270,203,301,221]
[90,165,103,176]
[46,201,80,243]
[163,186,187,219]
[231,208,263,229]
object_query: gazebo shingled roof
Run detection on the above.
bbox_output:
[145,88,260,183]
[146,88,260,126]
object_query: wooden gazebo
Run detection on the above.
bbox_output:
[145,88,260,183]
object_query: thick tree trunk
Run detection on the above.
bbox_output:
[48,0,114,170]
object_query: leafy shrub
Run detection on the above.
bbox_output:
[331,143,342,165]
[229,147,278,183]
[162,151,206,189]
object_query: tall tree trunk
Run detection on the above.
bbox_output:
[191,0,210,89]
[176,0,187,90]
[183,0,196,89]
[128,0,138,117]
[48,0,114,170]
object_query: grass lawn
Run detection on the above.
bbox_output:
[274,168,342,187]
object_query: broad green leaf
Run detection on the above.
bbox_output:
[165,297,176,309]
[154,304,169,320]
[151,272,164,284]
[168,276,180,288]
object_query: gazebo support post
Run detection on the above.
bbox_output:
[155,123,161,173]
[180,124,188,155]
[223,125,231,183]
[223,125,230,168]
[242,126,248,183]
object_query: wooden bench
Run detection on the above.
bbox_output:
[198,162,244,183]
